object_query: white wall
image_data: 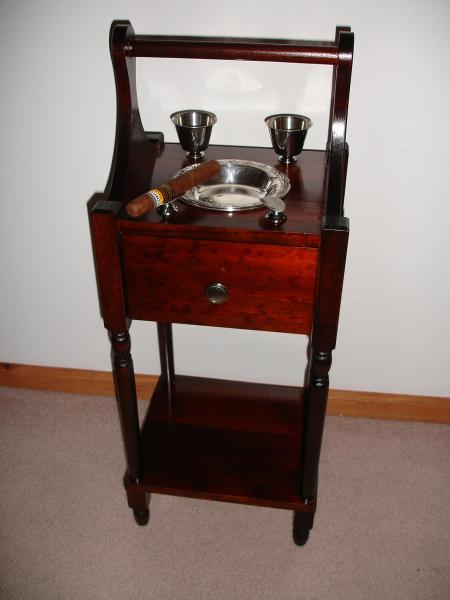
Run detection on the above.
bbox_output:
[0,0,449,396]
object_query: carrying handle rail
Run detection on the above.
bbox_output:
[107,21,353,217]
[126,35,340,65]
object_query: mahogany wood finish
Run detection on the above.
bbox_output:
[121,235,318,334]
[106,22,156,204]
[156,323,175,387]
[127,35,340,65]
[137,375,315,511]
[326,29,354,216]
[301,217,349,500]
[118,144,328,248]
[110,331,141,482]
[312,217,350,350]
[89,20,354,545]
[89,198,127,332]
[156,322,175,403]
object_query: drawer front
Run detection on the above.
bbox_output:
[121,235,318,334]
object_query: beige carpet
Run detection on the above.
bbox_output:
[0,386,449,600]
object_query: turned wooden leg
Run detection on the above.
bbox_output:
[157,322,174,382]
[293,511,314,546]
[111,330,151,524]
[301,347,333,501]
[157,322,175,387]
[296,217,349,541]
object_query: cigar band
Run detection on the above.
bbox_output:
[146,188,165,207]
[159,183,174,202]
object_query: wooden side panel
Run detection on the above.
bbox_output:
[121,235,318,334]
[89,198,128,332]
[312,216,349,350]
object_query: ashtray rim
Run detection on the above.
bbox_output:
[173,158,291,212]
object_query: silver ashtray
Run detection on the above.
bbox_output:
[173,159,290,212]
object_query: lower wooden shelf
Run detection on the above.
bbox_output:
[136,374,313,512]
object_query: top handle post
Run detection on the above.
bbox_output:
[105,21,156,203]
[325,28,354,217]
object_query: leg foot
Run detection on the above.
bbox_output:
[133,508,150,526]
[293,527,310,546]
[125,477,151,527]
[293,511,314,546]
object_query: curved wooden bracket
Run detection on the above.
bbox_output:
[326,28,354,217]
[105,20,155,204]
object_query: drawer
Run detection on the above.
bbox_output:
[121,235,318,334]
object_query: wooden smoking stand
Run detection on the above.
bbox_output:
[89,21,353,545]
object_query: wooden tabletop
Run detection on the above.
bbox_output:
[118,143,327,248]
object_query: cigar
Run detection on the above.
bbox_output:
[126,160,221,218]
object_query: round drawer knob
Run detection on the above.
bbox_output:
[205,282,228,305]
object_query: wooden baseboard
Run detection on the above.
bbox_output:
[327,388,449,423]
[0,362,449,424]
[0,362,158,404]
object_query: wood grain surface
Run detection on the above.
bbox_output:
[138,375,310,510]
[117,145,328,247]
[121,235,318,333]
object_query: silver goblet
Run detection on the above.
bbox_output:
[265,114,312,164]
[170,109,217,161]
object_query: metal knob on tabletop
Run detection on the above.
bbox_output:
[263,195,287,226]
[204,283,228,305]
